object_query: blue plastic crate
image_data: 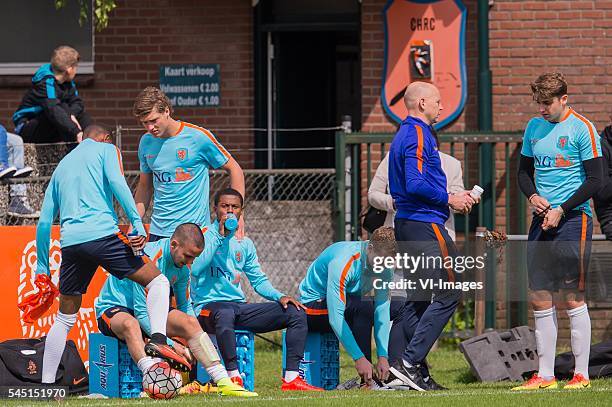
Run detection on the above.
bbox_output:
[89,333,143,398]
[282,331,339,390]
[196,330,255,391]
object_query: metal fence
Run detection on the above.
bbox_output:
[0,167,336,302]
[335,131,527,338]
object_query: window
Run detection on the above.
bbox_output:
[0,0,93,75]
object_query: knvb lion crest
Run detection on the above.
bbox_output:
[176,148,188,161]
[382,0,467,129]
[557,136,569,149]
[27,360,37,375]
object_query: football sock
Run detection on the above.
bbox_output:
[137,356,162,373]
[206,363,229,383]
[568,304,591,379]
[228,369,241,378]
[42,312,77,383]
[145,274,170,337]
[534,307,557,380]
[284,371,299,382]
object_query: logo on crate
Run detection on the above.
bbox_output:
[297,358,315,380]
[93,344,114,390]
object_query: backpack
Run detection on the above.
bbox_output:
[0,337,88,395]
[555,340,612,379]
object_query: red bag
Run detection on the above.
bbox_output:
[17,274,59,324]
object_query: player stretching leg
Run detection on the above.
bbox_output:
[96,222,257,397]
[514,72,602,390]
[35,125,189,385]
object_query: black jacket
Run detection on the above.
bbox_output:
[594,125,612,234]
[12,63,84,138]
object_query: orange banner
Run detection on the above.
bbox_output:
[0,226,115,369]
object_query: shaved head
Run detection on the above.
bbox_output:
[403,81,443,125]
[172,222,204,250]
[404,82,438,110]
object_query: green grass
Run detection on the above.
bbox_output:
[6,336,612,406]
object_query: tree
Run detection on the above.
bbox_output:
[54,0,117,31]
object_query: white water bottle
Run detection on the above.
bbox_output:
[470,185,484,199]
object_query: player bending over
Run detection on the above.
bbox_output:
[35,125,187,384]
[298,227,396,386]
[191,189,323,391]
[95,222,257,397]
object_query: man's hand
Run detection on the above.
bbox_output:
[542,207,563,231]
[218,214,227,236]
[448,191,475,214]
[173,342,193,364]
[376,357,390,381]
[530,194,551,216]
[235,215,246,241]
[70,115,82,130]
[279,295,307,311]
[355,357,373,385]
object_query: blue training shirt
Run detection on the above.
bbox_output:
[299,241,391,360]
[138,121,231,237]
[389,116,449,225]
[521,108,601,217]
[36,138,146,275]
[190,220,284,315]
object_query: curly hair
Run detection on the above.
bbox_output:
[530,72,568,104]
[133,86,173,118]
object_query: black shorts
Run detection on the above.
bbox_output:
[527,211,592,292]
[148,233,167,242]
[97,306,138,339]
[59,232,145,296]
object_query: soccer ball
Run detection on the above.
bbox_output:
[142,361,182,399]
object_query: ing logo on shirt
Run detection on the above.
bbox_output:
[175,167,193,182]
[555,154,573,167]
[153,171,172,183]
[534,154,573,168]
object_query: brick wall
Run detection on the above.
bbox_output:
[490,0,612,131]
[0,0,254,170]
[361,0,479,133]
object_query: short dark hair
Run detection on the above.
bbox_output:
[171,222,204,249]
[83,124,110,140]
[530,72,568,104]
[214,188,244,207]
[369,226,397,256]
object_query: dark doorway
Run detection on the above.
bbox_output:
[254,1,361,169]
